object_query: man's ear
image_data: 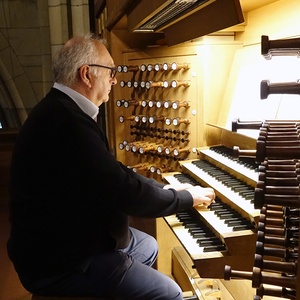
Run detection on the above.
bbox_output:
[78,65,92,88]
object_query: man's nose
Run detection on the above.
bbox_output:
[111,77,117,85]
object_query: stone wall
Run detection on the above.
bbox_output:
[0,0,90,128]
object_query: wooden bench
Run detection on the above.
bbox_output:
[31,296,112,300]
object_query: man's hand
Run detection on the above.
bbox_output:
[163,183,194,191]
[163,183,215,207]
[186,186,215,207]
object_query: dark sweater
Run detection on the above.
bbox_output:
[7,88,193,279]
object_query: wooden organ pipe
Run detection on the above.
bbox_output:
[254,254,297,275]
[254,187,300,209]
[256,285,296,300]
[234,142,300,164]
[258,168,300,178]
[255,241,298,261]
[224,265,297,289]
[225,37,300,300]
[260,206,284,218]
[261,35,300,59]
[257,222,299,240]
[257,230,299,248]
[255,158,300,208]
[259,131,300,142]
[260,80,300,99]
[261,159,300,167]
[231,118,300,132]
[259,213,300,228]
[231,119,262,131]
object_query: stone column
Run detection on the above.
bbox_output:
[71,0,90,36]
[48,0,90,58]
[48,0,69,57]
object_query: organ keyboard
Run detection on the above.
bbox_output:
[162,141,260,278]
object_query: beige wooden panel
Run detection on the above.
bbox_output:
[109,35,240,176]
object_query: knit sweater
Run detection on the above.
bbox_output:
[7,88,193,279]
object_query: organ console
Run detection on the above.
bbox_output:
[160,35,299,299]
[111,28,300,299]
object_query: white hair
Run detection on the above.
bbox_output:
[52,33,106,86]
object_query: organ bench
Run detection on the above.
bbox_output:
[31,296,111,300]
[31,292,197,300]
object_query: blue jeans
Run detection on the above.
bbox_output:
[20,227,183,300]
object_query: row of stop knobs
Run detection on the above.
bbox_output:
[119,140,190,157]
[119,115,190,126]
[127,163,174,175]
[117,62,190,73]
[120,80,191,89]
[116,99,190,110]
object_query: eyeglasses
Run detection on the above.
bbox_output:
[88,64,117,79]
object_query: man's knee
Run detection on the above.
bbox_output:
[145,234,158,265]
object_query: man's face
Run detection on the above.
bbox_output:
[89,42,117,107]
